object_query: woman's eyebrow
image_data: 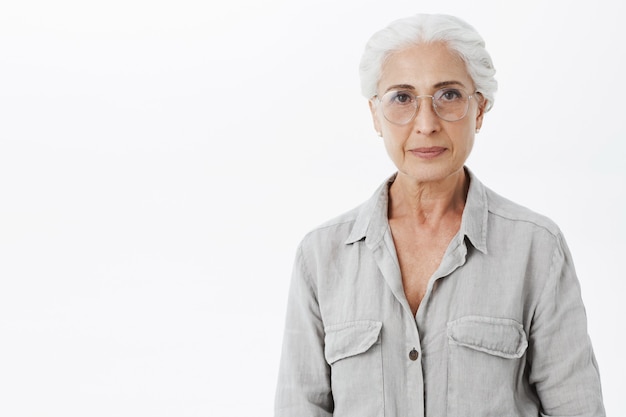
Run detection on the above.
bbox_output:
[434,80,466,88]
[384,84,415,93]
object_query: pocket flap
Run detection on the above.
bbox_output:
[447,316,528,359]
[324,320,382,365]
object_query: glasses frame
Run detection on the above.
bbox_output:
[373,88,478,125]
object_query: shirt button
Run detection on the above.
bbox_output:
[409,348,419,361]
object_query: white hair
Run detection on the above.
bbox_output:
[359,14,497,112]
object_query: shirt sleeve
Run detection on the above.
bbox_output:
[528,231,605,416]
[274,244,333,417]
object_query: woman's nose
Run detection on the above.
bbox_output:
[412,97,441,135]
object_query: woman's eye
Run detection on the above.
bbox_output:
[393,92,413,104]
[439,89,462,101]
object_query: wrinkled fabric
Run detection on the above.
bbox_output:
[275,169,605,417]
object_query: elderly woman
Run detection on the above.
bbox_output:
[274,13,604,417]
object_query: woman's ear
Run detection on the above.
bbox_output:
[369,99,383,136]
[475,94,487,132]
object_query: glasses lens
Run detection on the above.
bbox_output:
[381,91,417,125]
[433,88,469,122]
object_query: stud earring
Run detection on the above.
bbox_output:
[475,128,480,134]
[377,131,382,137]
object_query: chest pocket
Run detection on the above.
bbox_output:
[324,320,383,417]
[446,316,528,417]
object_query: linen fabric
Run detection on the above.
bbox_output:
[275,169,604,417]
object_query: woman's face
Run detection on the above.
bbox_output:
[370,42,486,185]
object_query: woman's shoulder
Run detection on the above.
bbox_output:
[483,184,561,238]
[299,202,365,247]
[299,176,392,249]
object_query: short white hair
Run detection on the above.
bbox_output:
[359,14,497,112]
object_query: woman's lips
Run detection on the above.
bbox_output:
[409,147,447,159]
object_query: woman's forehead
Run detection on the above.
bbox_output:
[379,42,473,91]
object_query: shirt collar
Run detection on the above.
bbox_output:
[345,167,489,254]
[345,173,396,247]
[461,167,489,254]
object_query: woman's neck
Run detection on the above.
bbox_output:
[388,168,469,226]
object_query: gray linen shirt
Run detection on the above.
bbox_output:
[275,169,604,417]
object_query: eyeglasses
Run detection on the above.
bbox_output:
[374,88,476,124]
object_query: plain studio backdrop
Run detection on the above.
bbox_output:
[0,0,624,415]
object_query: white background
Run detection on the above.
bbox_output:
[1,0,624,415]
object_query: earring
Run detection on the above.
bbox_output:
[377,131,382,137]
[475,128,480,134]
